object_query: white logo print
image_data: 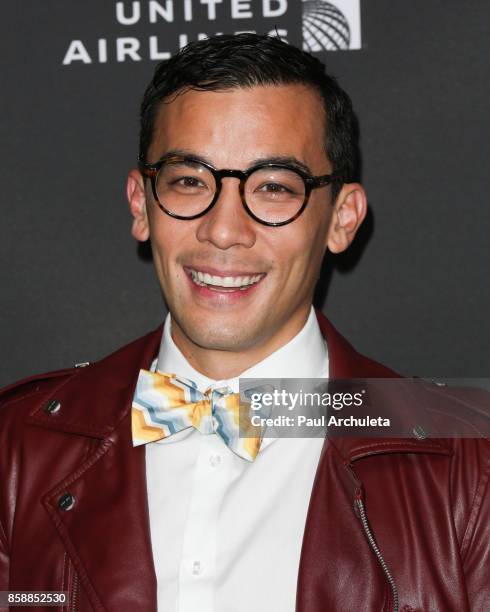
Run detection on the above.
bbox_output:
[302,0,362,51]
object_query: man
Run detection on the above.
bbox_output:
[0,34,488,612]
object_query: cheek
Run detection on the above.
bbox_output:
[265,226,321,284]
[276,204,330,261]
[149,220,184,278]
[280,217,330,283]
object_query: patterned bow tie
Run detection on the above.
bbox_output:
[131,369,263,461]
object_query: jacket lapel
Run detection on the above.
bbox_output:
[314,309,450,460]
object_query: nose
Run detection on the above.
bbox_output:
[195,177,257,250]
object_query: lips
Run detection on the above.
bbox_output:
[184,266,266,294]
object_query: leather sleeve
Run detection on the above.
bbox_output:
[460,440,490,610]
[0,396,11,591]
[0,514,8,589]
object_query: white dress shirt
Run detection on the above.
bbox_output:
[145,306,329,612]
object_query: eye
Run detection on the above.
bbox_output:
[173,176,206,188]
[257,182,292,194]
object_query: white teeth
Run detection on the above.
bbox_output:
[189,269,263,288]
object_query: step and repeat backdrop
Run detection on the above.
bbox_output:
[1,1,489,385]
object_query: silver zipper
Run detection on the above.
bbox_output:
[355,496,399,612]
[71,573,79,612]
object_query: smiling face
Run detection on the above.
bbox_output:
[128,84,366,377]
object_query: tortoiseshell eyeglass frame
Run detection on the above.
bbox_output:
[138,154,343,227]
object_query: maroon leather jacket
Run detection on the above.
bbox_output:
[1,312,489,611]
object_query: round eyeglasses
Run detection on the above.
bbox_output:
[138,154,342,227]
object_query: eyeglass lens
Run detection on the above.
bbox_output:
[155,159,306,224]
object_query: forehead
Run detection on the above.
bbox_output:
[148,84,328,170]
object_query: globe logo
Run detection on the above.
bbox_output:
[302,0,351,52]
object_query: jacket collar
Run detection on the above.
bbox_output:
[26,310,450,459]
[315,311,451,460]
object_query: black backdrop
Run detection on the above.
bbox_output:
[1,1,489,387]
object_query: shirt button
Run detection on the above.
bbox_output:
[192,560,202,576]
[209,454,222,468]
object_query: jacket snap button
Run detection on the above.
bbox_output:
[432,379,447,386]
[44,399,61,415]
[74,362,90,368]
[58,493,76,511]
[413,425,428,440]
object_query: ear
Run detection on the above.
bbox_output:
[326,183,367,254]
[127,169,150,242]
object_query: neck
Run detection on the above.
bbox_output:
[170,308,311,380]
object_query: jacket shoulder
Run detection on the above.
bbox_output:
[0,324,163,426]
[0,368,78,408]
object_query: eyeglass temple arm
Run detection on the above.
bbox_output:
[138,158,158,177]
[309,170,345,188]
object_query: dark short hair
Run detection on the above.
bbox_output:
[139,33,357,198]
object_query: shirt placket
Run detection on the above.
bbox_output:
[177,429,236,611]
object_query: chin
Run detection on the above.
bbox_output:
[184,318,263,352]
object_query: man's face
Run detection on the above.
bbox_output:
[130,84,351,361]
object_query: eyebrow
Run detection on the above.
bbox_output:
[156,148,313,175]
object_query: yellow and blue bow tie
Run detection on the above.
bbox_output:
[131,369,263,461]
